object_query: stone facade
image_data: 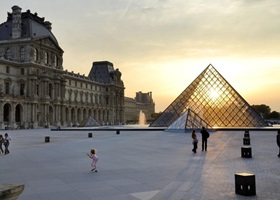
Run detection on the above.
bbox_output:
[124,91,155,124]
[0,6,125,129]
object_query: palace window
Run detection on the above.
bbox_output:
[20,47,25,61]
[34,48,39,62]
[44,52,48,64]
[6,66,10,74]
[4,48,12,60]
[48,83,52,98]
[95,95,98,103]
[20,83,25,95]
[54,55,58,67]
[36,84,39,96]
[21,68,25,75]
[5,82,10,94]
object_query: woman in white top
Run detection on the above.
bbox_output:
[4,133,11,155]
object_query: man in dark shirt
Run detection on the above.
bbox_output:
[200,127,209,151]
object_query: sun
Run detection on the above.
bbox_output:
[209,89,219,100]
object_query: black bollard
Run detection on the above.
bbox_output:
[45,136,50,143]
[244,130,250,138]
[235,173,256,196]
[243,137,250,145]
[241,146,252,158]
[116,130,120,135]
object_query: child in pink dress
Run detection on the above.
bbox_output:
[87,148,99,172]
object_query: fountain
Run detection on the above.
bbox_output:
[138,110,146,126]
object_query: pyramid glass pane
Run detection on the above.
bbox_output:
[150,64,268,128]
[167,111,188,130]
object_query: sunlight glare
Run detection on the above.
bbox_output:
[210,89,219,100]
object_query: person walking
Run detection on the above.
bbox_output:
[191,130,198,153]
[4,133,11,155]
[0,134,4,154]
[277,130,280,157]
[87,148,99,172]
[200,127,209,151]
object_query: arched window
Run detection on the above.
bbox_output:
[20,47,25,61]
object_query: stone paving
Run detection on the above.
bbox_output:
[0,127,280,200]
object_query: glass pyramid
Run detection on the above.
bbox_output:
[79,116,101,127]
[150,64,268,128]
[167,109,210,131]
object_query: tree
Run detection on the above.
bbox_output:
[251,104,271,119]
[269,111,280,119]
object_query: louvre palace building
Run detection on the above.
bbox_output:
[0,6,126,129]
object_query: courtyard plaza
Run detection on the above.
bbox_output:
[0,127,280,200]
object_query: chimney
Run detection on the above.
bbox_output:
[11,5,22,39]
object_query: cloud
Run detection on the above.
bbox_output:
[2,1,280,111]
[76,0,279,62]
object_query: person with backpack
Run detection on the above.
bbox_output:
[200,127,209,151]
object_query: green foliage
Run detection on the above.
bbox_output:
[269,111,280,119]
[252,104,280,119]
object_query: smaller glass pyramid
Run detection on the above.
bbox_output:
[79,116,101,127]
[150,64,268,128]
[167,109,210,131]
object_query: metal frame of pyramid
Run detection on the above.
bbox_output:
[150,64,268,128]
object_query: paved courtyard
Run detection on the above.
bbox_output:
[0,127,280,200]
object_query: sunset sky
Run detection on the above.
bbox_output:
[1,0,280,112]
